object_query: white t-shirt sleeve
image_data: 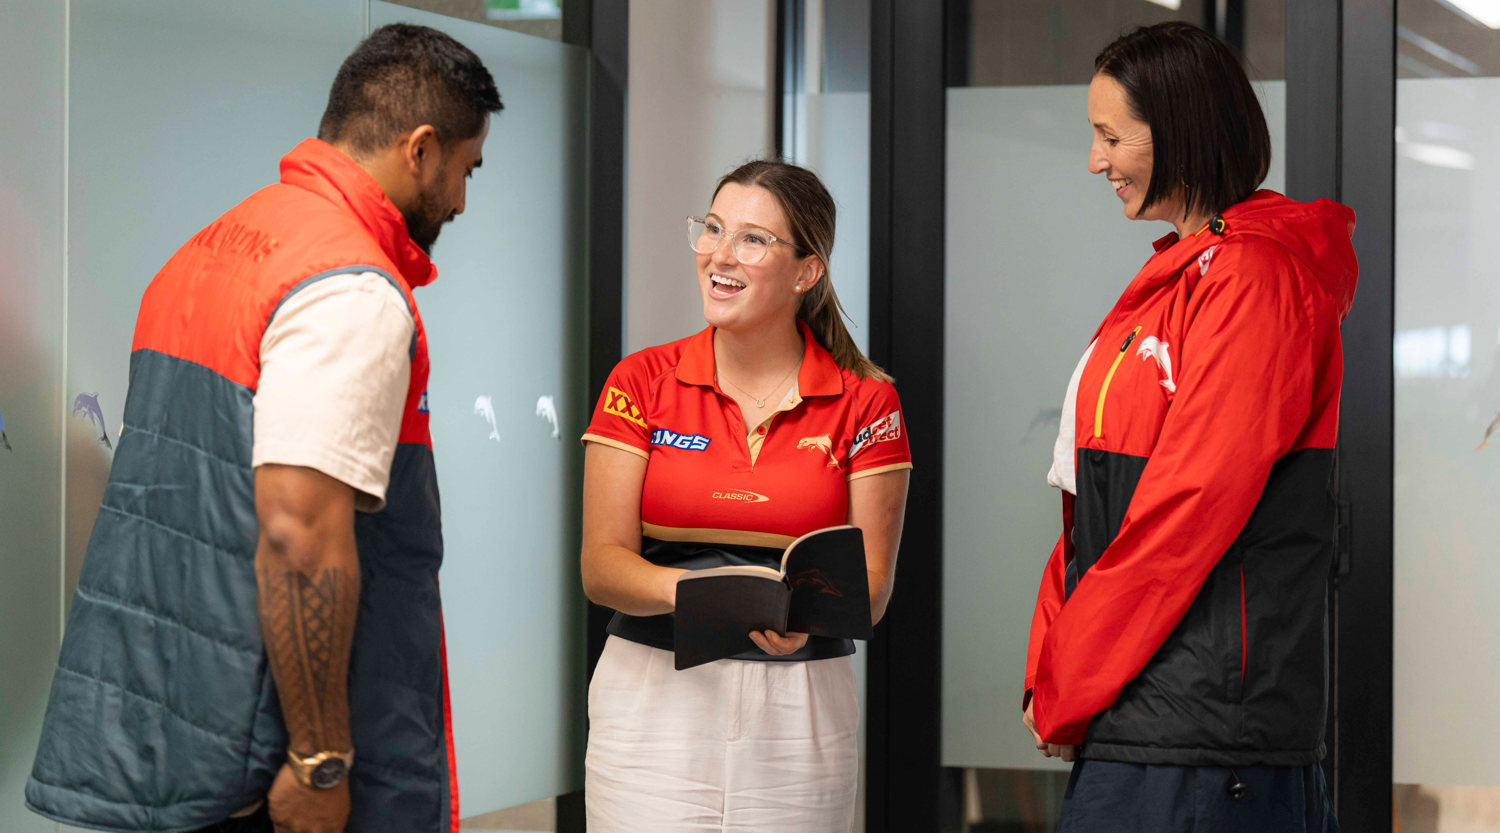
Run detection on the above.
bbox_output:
[253,271,415,513]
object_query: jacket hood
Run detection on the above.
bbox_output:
[1219,190,1358,319]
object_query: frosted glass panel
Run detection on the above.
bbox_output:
[941,82,1285,769]
[0,4,66,832]
[66,0,366,597]
[1393,76,1500,788]
[370,3,589,812]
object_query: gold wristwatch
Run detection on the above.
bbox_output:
[286,749,354,790]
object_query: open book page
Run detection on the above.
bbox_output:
[679,564,783,582]
[779,524,858,573]
[782,526,872,639]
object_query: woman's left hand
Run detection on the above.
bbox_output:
[749,630,809,656]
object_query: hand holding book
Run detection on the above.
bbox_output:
[747,629,808,656]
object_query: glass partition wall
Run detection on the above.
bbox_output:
[940,2,1286,827]
[1392,2,1500,830]
[0,3,589,831]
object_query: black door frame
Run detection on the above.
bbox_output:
[865,1,948,830]
[1286,2,1396,831]
[569,0,626,828]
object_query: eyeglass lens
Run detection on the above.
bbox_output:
[687,218,770,264]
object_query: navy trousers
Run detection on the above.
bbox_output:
[1056,760,1340,833]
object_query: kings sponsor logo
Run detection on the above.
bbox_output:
[603,386,646,427]
[711,489,770,503]
[651,428,711,451]
[849,411,901,460]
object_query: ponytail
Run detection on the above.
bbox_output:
[714,159,892,382]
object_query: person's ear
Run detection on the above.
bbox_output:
[797,257,826,294]
[401,124,441,184]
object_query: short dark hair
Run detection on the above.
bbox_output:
[319,23,503,155]
[1094,22,1270,220]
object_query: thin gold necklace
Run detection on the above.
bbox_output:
[718,360,801,408]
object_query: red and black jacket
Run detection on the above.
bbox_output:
[1024,190,1358,766]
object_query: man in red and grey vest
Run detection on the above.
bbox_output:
[26,24,500,833]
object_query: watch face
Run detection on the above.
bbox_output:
[310,757,348,790]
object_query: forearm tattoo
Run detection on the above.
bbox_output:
[258,566,359,753]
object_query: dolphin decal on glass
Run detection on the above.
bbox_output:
[1021,407,1062,443]
[1136,336,1177,393]
[473,395,501,443]
[1477,411,1500,451]
[535,395,560,439]
[0,406,12,451]
[72,392,113,449]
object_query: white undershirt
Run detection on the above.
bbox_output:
[252,272,415,513]
[1046,340,1096,497]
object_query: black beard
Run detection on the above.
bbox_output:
[403,172,453,255]
[403,203,444,255]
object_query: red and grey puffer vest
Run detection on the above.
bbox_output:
[26,139,459,832]
[1025,190,1358,766]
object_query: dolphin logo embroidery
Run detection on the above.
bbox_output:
[1197,245,1217,276]
[1136,337,1177,393]
[473,395,501,443]
[535,395,560,440]
[0,406,11,451]
[797,434,841,468]
[71,393,112,449]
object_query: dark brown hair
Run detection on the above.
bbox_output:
[319,23,503,155]
[1094,22,1271,220]
[713,160,891,383]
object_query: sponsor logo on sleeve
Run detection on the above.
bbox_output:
[651,428,711,451]
[849,411,901,460]
[603,386,647,427]
[417,390,430,414]
[711,489,770,503]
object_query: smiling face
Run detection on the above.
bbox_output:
[1087,73,1184,225]
[696,182,821,335]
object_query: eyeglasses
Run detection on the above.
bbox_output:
[686,216,803,265]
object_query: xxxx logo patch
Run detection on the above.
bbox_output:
[603,386,646,427]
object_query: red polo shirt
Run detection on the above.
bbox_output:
[582,322,912,547]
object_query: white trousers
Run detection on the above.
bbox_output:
[585,636,859,833]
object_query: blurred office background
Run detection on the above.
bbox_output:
[1,1,1497,831]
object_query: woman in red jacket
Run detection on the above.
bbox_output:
[1021,22,1355,832]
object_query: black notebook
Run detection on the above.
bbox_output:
[672,525,872,670]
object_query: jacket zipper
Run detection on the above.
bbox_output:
[1093,326,1142,439]
[1239,564,1247,685]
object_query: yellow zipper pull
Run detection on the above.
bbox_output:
[1094,326,1143,439]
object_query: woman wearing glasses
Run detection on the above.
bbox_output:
[578,159,910,832]
[1022,22,1353,831]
